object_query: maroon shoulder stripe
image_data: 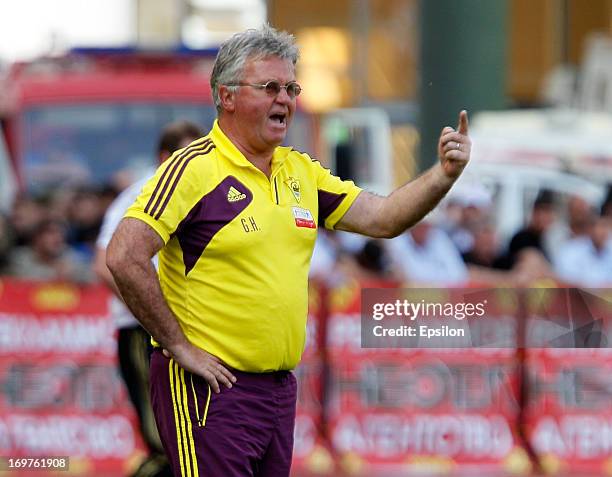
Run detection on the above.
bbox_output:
[318,189,347,226]
[145,138,211,216]
[154,142,216,220]
[144,138,211,215]
[146,139,212,218]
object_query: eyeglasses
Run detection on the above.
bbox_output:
[226,80,302,99]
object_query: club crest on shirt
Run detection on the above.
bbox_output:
[285,177,301,203]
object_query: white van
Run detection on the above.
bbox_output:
[0,133,16,215]
[448,109,611,241]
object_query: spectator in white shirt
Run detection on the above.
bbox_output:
[554,213,612,287]
[387,220,468,286]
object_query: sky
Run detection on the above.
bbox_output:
[0,0,134,63]
[0,0,267,64]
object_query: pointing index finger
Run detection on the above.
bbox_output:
[457,110,469,135]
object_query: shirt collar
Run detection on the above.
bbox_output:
[210,119,293,173]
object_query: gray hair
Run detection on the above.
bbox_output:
[210,24,300,113]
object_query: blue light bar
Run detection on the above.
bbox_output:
[69,45,219,57]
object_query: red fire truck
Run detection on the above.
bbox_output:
[0,48,314,210]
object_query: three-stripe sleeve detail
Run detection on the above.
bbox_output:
[154,141,215,220]
[144,137,208,215]
[144,138,215,220]
[169,360,200,477]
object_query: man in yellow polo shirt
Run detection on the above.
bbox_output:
[107,25,471,477]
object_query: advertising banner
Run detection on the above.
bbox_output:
[523,288,612,475]
[525,348,612,475]
[0,278,146,476]
[292,281,334,476]
[4,277,611,476]
[325,279,530,475]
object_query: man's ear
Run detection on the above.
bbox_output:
[219,85,236,113]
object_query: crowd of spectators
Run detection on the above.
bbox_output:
[0,185,120,282]
[311,186,612,288]
[2,181,612,289]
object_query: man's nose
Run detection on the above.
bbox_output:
[275,87,293,104]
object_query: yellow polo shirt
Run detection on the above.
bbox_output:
[125,120,361,371]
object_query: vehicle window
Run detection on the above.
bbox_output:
[21,103,217,194]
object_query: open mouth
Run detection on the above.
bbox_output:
[269,113,286,125]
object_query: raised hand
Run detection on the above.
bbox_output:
[438,110,471,180]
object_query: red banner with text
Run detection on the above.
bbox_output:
[292,281,334,476]
[324,278,531,475]
[3,277,612,476]
[0,279,145,476]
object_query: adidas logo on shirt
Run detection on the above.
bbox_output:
[227,186,247,202]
